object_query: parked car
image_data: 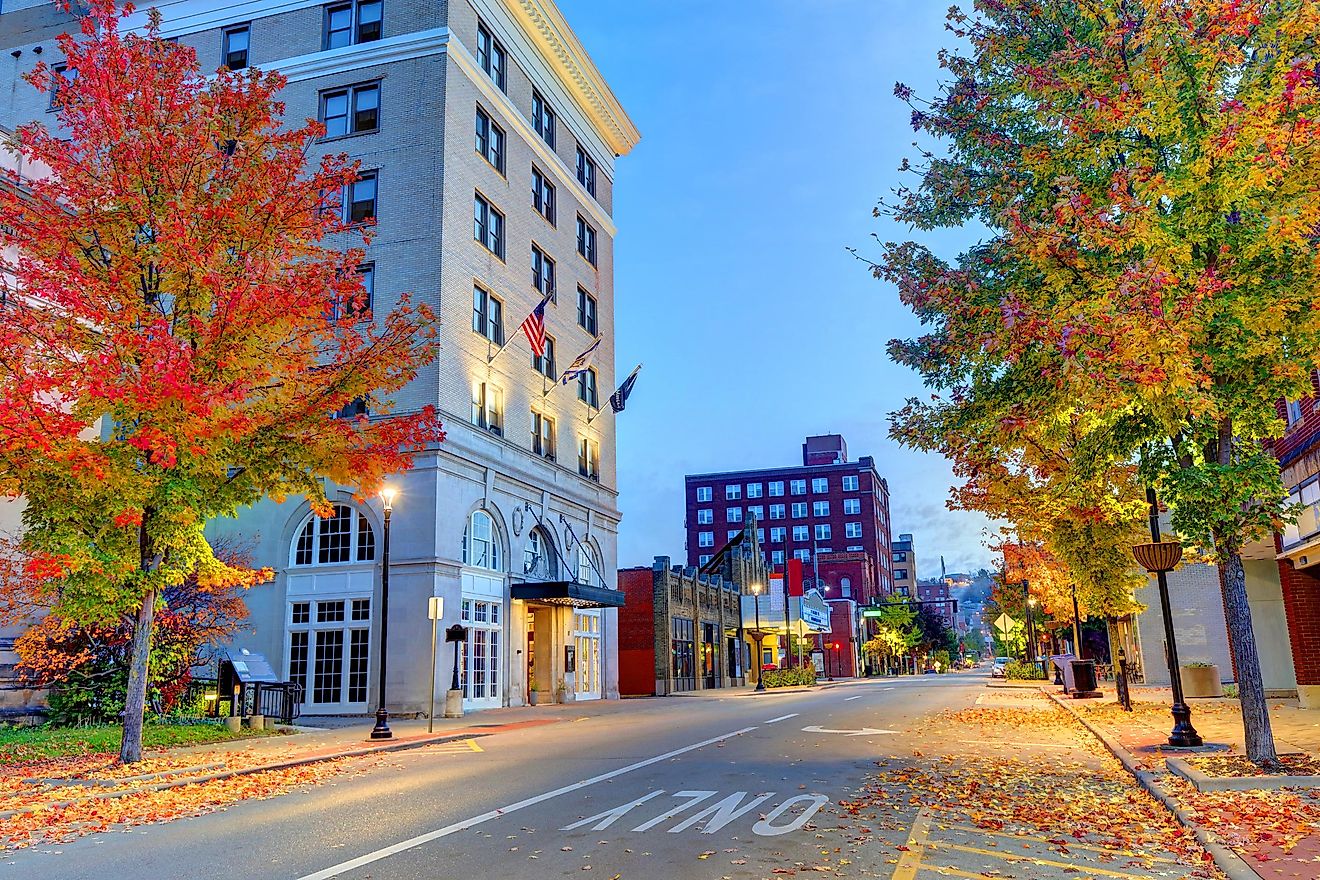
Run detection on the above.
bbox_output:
[990,656,1011,678]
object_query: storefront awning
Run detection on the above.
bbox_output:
[511,580,626,609]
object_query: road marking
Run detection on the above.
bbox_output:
[844,695,863,701]
[751,794,829,836]
[928,842,1152,879]
[295,724,758,880]
[915,865,989,879]
[669,791,776,834]
[562,790,666,831]
[764,713,799,724]
[892,809,933,880]
[465,739,483,752]
[944,824,1177,863]
[958,739,1074,750]
[801,725,897,736]
[631,791,717,832]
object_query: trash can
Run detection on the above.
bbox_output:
[1070,659,1102,698]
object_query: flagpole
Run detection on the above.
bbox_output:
[487,335,515,365]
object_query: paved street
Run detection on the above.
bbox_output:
[3,675,1218,879]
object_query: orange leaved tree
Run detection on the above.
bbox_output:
[0,2,442,762]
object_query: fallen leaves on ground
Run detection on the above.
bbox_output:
[1183,752,1320,779]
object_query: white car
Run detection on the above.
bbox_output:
[990,656,1011,678]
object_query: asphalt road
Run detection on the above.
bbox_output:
[2,674,1210,880]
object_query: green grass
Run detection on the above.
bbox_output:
[0,721,277,765]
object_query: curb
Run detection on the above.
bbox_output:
[1044,690,1261,880]
[0,731,481,821]
[1165,755,1320,793]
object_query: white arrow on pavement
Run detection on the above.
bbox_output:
[801,725,898,737]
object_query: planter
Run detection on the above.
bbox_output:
[528,690,539,706]
[248,714,264,730]
[223,716,242,733]
[1181,664,1223,698]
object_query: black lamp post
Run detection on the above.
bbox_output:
[1026,592,1039,667]
[1133,486,1202,748]
[370,487,396,740]
[751,582,766,691]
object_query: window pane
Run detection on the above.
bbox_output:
[326,5,353,48]
[313,630,345,703]
[357,0,382,42]
[353,85,379,132]
[323,92,349,138]
[348,629,369,702]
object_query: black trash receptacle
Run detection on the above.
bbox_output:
[1070,659,1101,698]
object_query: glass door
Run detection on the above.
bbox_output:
[573,610,601,700]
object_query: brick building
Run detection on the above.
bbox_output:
[618,539,766,696]
[892,533,916,598]
[683,434,894,603]
[917,579,954,627]
[0,0,639,715]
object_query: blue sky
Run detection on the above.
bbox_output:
[558,0,995,579]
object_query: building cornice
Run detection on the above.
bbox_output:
[270,27,450,83]
[500,0,640,158]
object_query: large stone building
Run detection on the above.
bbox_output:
[683,434,895,603]
[0,1,639,715]
[891,533,916,598]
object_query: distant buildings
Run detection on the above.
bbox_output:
[892,533,916,598]
[917,579,955,627]
[683,434,894,604]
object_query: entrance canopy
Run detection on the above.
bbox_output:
[511,580,626,609]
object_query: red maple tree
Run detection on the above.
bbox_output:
[0,1,442,762]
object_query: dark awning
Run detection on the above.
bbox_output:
[511,581,626,609]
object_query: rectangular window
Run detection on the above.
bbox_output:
[815,523,831,541]
[747,505,764,521]
[894,569,908,581]
[532,166,556,224]
[288,630,309,695]
[347,628,369,703]
[768,481,785,497]
[842,475,859,492]
[771,550,785,566]
[843,498,861,515]
[845,522,863,538]
[725,484,741,500]
[49,64,78,109]
[291,602,311,625]
[331,263,374,321]
[727,507,743,523]
[699,554,712,566]
[578,437,600,480]
[577,367,599,408]
[532,90,556,148]
[343,171,377,224]
[793,549,811,562]
[533,334,557,380]
[351,598,370,620]
[727,529,741,540]
[222,24,250,70]
[475,106,504,171]
[769,503,785,520]
[474,193,504,258]
[532,245,555,299]
[325,0,381,50]
[575,144,597,197]
[696,486,712,503]
[322,82,379,139]
[475,23,507,91]
[471,381,503,434]
[531,411,555,459]
[791,502,807,518]
[576,215,597,266]
[577,287,598,335]
[471,285,503,343]
[698,531,714,548]
[746,483,763,498]
[1287,399,1304,426]
[812,477,829,493]
[790,479,806,495]
[792,525,808,542]
[770,527,785,543]
[813,500,829,517]
[697,509,713,525]
[312,630,345,703]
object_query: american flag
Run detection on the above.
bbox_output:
[519,294,551,359]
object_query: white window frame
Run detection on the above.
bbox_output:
[791,502,807,518]
[813,501,829,517]
[697,508,713,525]
[746,483,762,498]
[696,486,712,503]
[842,475,859,492]
[790,479,806,495]
[725,484,741,500]
[698,531,714,548]
[843,498,861,515]
[845,522,863,538]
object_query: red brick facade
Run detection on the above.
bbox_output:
[617,568,657,697]
[1279,561,1320,690]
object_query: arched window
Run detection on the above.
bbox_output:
[292,504,375,566]
[523,527,557,579]
[576,542,601,587]
[463,510,503,571]
[840,577,852,598]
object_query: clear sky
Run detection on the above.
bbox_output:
[557,0,996,579]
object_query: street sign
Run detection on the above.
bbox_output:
[428,596,444,620]
[861,608,884,618]
[993,613,1017,640]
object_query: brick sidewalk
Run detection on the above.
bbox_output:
[1055,685,1320,880]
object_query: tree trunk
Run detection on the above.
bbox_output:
[119,588,156,764]
[1218,549,1278,767]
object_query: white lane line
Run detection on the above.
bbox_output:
[295,725,759,880]
[844,695,863,701]
[763,713,799,724]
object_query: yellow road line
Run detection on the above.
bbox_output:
[465,738,483,752]
[893,809,933,880]
[945,824,1177,863]
[917,865,992,879]
[928,842,1153,879]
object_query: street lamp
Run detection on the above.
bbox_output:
[751,582,766,692]
[1025,591,1039,667]
[371,486,396,740]
[1132,486,1202,748]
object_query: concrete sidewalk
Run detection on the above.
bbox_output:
[1049,684,1320,880]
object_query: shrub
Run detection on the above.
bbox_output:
[1005,659,1048,680]
[761,665,818,688]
